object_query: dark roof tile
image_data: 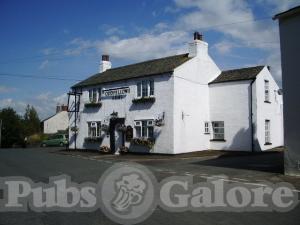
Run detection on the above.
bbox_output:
[72,53,190,88]
[209,65,265,85]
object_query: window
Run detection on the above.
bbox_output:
[265,120,271,144]
[87,121,101,137]
[136,80,154,98]
[88,88,101,103]
[134,120,154,138]
[264,80,270,102]
[212,121,224,140]
[204,122,210,134]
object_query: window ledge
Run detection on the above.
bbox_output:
[210,139,226,142]
[132,97,155,103]
[264,142,272,145]
[204,133,210,135]
[264,101,271,104]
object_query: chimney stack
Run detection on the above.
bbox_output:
[188,32,208,58]
[99,54,112,73]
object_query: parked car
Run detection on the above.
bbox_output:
[41,134,68,147]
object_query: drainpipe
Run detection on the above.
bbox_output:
[250,79,255,153]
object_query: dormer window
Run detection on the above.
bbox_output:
[137,80,154,98]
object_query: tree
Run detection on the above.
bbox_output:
[0,107,24,147]
[23,105,40,136]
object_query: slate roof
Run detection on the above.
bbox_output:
[273,5,300,20]
[209,65,265,85]
[72,53,191,88]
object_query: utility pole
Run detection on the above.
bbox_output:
[0,119,2,148]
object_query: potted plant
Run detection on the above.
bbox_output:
[84,101,102,108]
[131,137,155,149]
[119,146,129,154]
[132,96,156,104]
[100,145,111,153]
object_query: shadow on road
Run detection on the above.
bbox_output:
[191,151,284,174]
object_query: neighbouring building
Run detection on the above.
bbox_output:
[68,32,283,154]
[274,5,300,176]
[42,105,69,134]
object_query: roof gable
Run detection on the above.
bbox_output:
[209,66,265,85]
[72,53,190,88]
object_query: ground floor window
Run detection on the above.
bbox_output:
[212,121,224,140]
[134,120,154,138]
[87,121,101,137]
[265,120,271,144]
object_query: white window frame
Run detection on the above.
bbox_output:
[134,119,154,138]
[87,121,101,137]
[88,88,101,103]
[265,120,271,144]
[204,121,210,134]
[264,80,270,102]
[212,121,224,140]
[136,80,154,98]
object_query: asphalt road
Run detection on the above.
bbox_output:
[0,148,299,225]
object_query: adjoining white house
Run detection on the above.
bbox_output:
[42,105,69,134]
[274,5,300,176]
[68,32,283,154]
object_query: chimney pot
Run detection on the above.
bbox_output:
[102,54,109,61]
[193,32,203,41]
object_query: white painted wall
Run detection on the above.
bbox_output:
[209,80,253,151]
[69,74,174,154]
[43,111,69,134]
[253,67,284,151]
[173,49,221,153]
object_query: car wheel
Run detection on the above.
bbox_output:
[41,143,46,147]
[59,142,64,147]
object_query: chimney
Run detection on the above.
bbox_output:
[188,32,208,58]
[99,54,112,73]
[56,105,61,113]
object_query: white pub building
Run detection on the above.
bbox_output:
[68,32,283,154]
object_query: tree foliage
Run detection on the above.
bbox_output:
[23,104,40,136]
[0,107,24,147]
[0,105,41,147]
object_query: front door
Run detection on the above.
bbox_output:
[109,118,125,153]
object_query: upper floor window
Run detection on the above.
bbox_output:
[212,121,224,140]
[89,88,101,103]
[87,121,101,137]
[264,80,270,102]
[137,80,154,98]
[134,120,154,138]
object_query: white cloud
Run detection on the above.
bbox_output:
[0,98,27,115]
[213,40,239,54]
[0,86,17,93]
[99,31,188,61]
[39,60,49,69]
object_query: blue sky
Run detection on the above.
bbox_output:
[0,0,299,119]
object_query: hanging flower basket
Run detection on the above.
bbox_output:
[84,137,103,143]
[100,145,111,153]
[101,124,109,132]
[119,146,129,154]
[132,96,156,104]
[116,124,127,132]
[70,126,79,133]
[155,119,164,127]
[131,138,155,149]
[84,102,102,108]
